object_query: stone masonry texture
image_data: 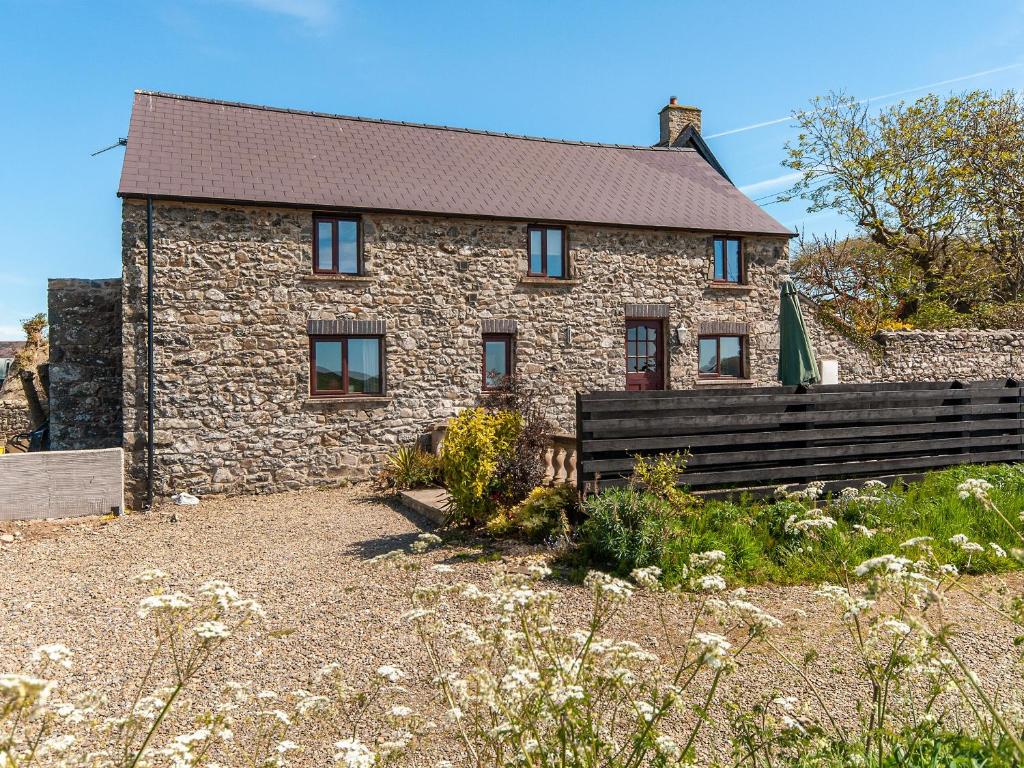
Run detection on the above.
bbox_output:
[119,200,1024,507]
[121,200,794,505]
[48,278,123,451]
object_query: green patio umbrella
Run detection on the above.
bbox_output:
[778,279,820,385]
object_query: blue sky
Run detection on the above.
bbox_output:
[1,0,1023,338]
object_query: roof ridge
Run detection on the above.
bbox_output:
[133,90,699,153]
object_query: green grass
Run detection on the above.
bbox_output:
[577,464,1024,587]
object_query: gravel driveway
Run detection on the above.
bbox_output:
[1,485,1021,764]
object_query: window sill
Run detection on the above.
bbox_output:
[519,277,582,287]
[302,274,375,284]
[705,282,753,292]
[693,377,755,387]
[303,395,393,408]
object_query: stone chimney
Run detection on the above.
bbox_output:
[659,96,702,145]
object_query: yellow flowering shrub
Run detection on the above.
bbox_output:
[440,407,522,524]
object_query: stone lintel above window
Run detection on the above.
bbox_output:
[307,318,386,336]
[698,320,749,336]
[624,303,671,319]
[481,318,518,335]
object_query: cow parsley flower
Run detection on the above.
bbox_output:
[334,738,375,768]
[855,554,911,577]
[900,536,933,549]
[134,568,169,583]
[957,479,993,502]
[697,574,727,592]
[376,665,405,683]
[630,565,662,589]
[194,621,231,640]
[990,543,1007,557]
[691,632,732,669]
[31,643,74,669]
[852,524,876,538]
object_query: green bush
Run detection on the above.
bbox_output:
[488,484,577,542]
[578,488,675,574]
[630,451,697,511]
[440,407,522,525]
[376,444,441,492]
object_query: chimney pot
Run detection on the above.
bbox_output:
[658,98,702,145]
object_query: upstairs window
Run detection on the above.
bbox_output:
[713,237,743,283]
[314,215,361,275]
[482,334,514,390]
[310,335,383,396]
[527,226,566,278]
[698,334,745,378]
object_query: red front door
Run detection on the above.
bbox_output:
[625,320,665,391]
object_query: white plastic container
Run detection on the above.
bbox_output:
[819,358,839,385]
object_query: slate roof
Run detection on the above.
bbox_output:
[118,91,792,236]
[0,342,24,358]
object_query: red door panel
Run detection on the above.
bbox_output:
[625,320,665,391]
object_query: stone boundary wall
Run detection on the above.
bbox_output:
[0,400,31,444]
[803,303,1024,383]
[48,278,123,451]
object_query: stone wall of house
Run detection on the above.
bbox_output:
[121,199,793,505]
[48,278,123,451]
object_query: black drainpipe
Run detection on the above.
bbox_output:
[146,196,155,509]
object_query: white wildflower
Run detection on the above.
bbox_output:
[852,524,876,538]
[729,599,784,629]
[376,665,405,683]
[880,618,912,636]
[194,621,231,640]
[698,573,727,592]
[137,592,192,618]
[900,536,933,549]
[990,543,1007,558]
[583,571,633,601]
[334,738,376,768]
[854,554,911,577]
[630,565,662,589]
[690,550,726,569]
[134,568,169,583]
[390,705,413,718]
[633,699,657,722]
[691,632,732,669]
[410,533,442,553]
[957,478,993,502]
[31,643,74,669]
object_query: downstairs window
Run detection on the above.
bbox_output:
[698,335,745,378]
[310,335,384,395]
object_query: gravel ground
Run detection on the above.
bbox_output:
[1,485,1022,764]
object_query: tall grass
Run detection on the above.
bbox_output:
[583,464,1024,586]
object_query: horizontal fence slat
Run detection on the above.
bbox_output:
[584,402,1020,437]
[580,418,1024,454]
[581,386,1019,415]
[582,434,1021,474]
[576,380,1024,493]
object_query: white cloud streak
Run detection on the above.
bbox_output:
[219,0,337,27]
[707,61,1023,138]
[738,171,803,196]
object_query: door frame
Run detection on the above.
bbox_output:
[624,318,666,391]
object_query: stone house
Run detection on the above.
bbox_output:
[106,90,803,505]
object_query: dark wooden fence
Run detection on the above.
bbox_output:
[576,379,1024,494]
